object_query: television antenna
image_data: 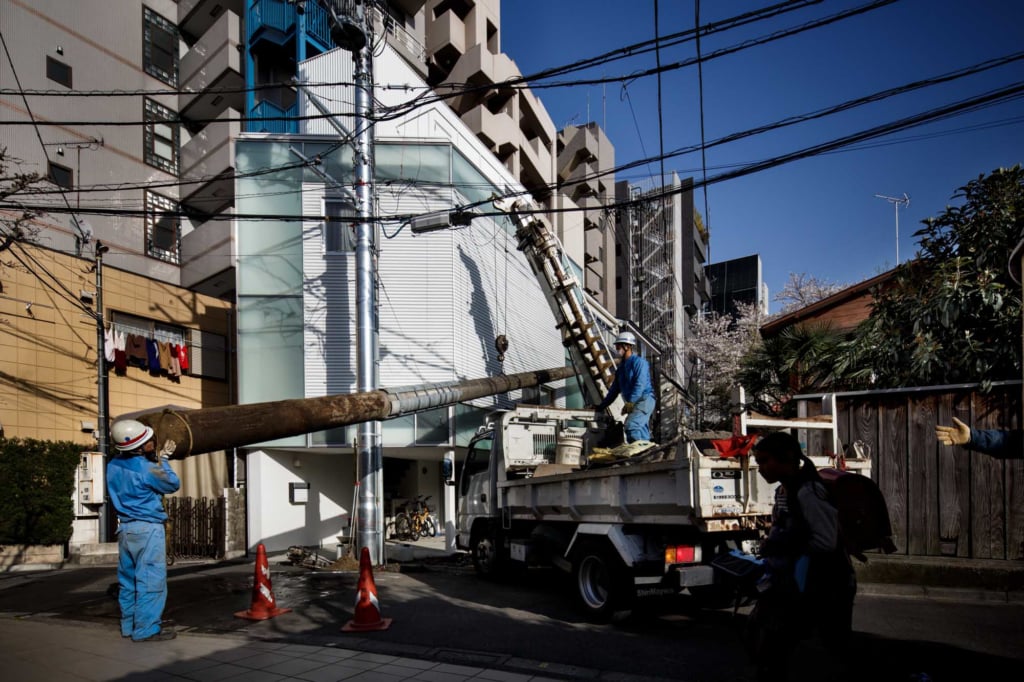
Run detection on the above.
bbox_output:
[875,193,910,264]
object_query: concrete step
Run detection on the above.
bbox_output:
[68,542,119,566]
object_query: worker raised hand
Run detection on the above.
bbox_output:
[935,417,971,446]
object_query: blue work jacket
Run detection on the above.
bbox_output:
[107,454,181,523]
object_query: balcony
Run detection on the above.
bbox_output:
[426,6,465,74]
[178,0,243,42]
[460,104,515,154]
[180,217,236,299]
[179,9,244,124]
[371,5,427,77]
[520,134,553,189]
[442,43,517,113]
[557,125,598,183]
[249,99,298,133]
[180,108,240,217]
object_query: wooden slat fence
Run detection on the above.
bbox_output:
[796,383,1023,561]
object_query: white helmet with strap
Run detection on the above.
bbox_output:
[111,419,155,452]
[614,331,637,347]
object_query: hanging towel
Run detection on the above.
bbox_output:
[158,341,177,377]
[177,343,190,372]
[146,338,161,372]
[103,327,116,363]
[126,334,149,368]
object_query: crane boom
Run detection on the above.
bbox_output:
[496,196,622,412]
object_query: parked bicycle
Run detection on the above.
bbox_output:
[393,495,435,542]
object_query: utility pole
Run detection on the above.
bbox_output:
[94,240,111,541]
[875,193,910,265]
[322,0,382,564]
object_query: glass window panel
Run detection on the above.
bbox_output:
[153,139,173,160]
[455,403,489,448]
[376,143,450,183]
[310,426,352,447]
[236,140,304,296]
[382,415,415,447]
[416,407,450,445]
[154,122,174,139]
[237,295,305,419]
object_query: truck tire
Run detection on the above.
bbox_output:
[470,524,504,578]
[572,542,635,622]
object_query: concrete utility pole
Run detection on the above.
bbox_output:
[94,241,110,541]
[875,193,910,265]
[133,366,576,459]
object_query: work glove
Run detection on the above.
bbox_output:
[622,402,635,415]
[159,439,178,460]
[935,417,970,446]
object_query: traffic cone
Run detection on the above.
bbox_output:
[342,546,392,632]
[234,543,292,620]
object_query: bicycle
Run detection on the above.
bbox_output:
[393,495,435,541]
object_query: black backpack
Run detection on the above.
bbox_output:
[809,460,897,562]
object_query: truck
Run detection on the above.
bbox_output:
[454,197,867,620]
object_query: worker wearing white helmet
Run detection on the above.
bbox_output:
[594,330,656,443]
[107,418,180,642]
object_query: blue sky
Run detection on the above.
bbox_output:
[499,0,1024,313]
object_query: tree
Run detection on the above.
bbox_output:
[774,272,848,314]
[689,302,766,429]
[1,147,45,251]
[851,166,1023,389]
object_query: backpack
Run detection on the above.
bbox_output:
[816,466,897,562]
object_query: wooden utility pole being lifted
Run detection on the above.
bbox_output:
[132,366,576,460]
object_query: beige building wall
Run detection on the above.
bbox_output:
[0,242,232,448]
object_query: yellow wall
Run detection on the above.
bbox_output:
[0,243,233,446]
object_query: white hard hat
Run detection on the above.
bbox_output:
[614,331,637,347]
[111,419,155,452]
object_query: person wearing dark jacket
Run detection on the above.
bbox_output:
[746,432,856,682]
[108,419,180,642]
[935,417,1022,458]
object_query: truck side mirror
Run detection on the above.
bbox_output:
[442,458,455,486]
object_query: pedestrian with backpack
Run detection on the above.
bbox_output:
[746,431,857,682]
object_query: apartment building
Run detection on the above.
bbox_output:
[556,122,617,315]
[0,0,241,551]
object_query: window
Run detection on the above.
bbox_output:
[47,162,73,189]
[324,198,356,252]
[143,6,179,86]
[143,98,179,174]
[46,56,72,88]
[144,190,180,263]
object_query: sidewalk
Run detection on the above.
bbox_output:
[0,615,561,682]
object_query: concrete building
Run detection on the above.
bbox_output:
[0,0,239,554]
[556,122,616,315]
[707,254,769,318]
[424,0,558,210]
[614,174,709,437]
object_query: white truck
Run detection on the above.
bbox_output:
[453,197,843,620]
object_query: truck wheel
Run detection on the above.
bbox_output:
[573,543,634,622]
[470,525,503,577]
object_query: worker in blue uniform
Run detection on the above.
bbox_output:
[107,419,181,642]
[594,331,656,443]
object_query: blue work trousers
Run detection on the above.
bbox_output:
[117,520,168,640]
[624,395,655,442]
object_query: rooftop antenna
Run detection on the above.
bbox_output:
[875,193,910,264]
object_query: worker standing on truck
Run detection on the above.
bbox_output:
[593,331,655,443]
[107,419,181,642]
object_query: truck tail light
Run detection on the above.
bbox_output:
[665,544,696,564]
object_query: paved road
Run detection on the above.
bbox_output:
[1,554,1021,682]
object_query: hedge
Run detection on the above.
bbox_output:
[0,438,85,545]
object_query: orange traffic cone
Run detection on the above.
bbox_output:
[342,546,392,632]
[234,543,292,620]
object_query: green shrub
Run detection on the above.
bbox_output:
[0,438,85,545]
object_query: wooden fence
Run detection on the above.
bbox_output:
[796,383,1023,561]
